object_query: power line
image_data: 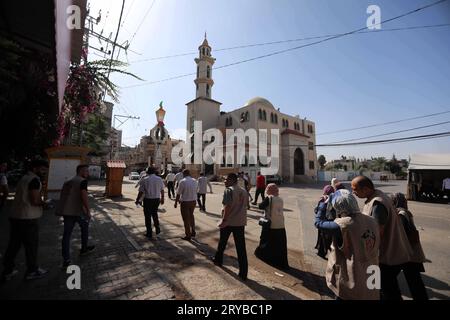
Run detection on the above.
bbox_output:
[315,131,450,147]
[123,0,449,89]
[324,120,450,144]
[130,23,450,64]
[129,0,156,45]
[105,0,126,82]
[318,110,450,136]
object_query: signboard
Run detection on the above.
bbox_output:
[47,158,80,200]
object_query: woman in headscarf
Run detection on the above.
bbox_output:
[314,185,336,259]
[254,183,289,270]
[314,189,380,300]
[390,193,428,300]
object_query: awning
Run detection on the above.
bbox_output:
[408,154,450,171]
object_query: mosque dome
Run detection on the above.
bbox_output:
[244,97,275,109]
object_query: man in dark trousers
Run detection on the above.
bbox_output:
[352,175,413,300]
[57,165,95,268]
[136,167,165,240]
[212,173,248,281]
[1,160,49,282]
[252,172,266,205]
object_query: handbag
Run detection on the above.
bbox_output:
[258,197,272,227]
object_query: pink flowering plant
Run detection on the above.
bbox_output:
[55,49,142,146]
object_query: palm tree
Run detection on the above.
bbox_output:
[57,53,143,146]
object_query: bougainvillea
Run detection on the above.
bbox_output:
[55,48,142,146]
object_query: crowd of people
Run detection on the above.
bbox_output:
[0,161,430,300]
[314,176,429,300]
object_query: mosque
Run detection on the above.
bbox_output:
[185,36,317,183]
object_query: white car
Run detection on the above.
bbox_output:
[129,172,140,180]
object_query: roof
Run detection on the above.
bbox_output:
[408,154,450,171]
[244,97,275,109]
[186,97,222,106]
[106,160,126,168]
[281,129,310,138]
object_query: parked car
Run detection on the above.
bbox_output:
[266,174,283,185]
[129,172,140,180]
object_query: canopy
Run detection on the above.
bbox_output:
[408,154,450,171]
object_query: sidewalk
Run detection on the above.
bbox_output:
[0,181,330,300]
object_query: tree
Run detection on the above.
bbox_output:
[387,154,401,175]
[371,157,387,172]
[56,49,142,146]
[318,155,327,169]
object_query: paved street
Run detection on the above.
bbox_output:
[0,179,448,300]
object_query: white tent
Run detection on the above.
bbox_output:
[409,154,450,171]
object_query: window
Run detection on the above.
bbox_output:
[286,120,289,128]
[207,66,211,78]
[274,114,278,124]
[197,66,199,78]
[308,142,314,150]
[259,109,263,120]
[308,124,314,134]
[263,110,267,121]
[246,112,249,121]
[309,161,315,170]
[202,48,205,56]
[270,113,274,123]
[206,84,210,97]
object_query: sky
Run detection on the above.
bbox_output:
[86,0,450,162]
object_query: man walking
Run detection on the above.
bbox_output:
[252,172,266,205]
[57,165,95,268]
[1,160,49,281]
[212,173,248,281]
[174,170,184,190]
[136,167,165,240]
[174,170,198,240]
[351,175,413,300]
[165,171,176,199]
[197,173,208,212]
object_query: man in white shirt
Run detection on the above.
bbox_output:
[174,170,198,240]
[166,171,176,199]
[443,178,450,202]
[136,167,165,240]
[174,170,184,190]
[197,172,212,212]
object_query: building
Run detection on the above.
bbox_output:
[185,36,317,183]
[114,135,183,174]
[407,153,450,202]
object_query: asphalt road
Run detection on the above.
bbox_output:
[117,178,449,299]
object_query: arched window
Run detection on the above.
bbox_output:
[202,48,205,56]
[229,117,233,126]
[197,66,199,78]
[275,114,278,124]
[207,66,211,78]
[206,84,210,97]
[258,109,263,120]
[270,113,274,123]
[245,112,249,121]
[263,110,267,121]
